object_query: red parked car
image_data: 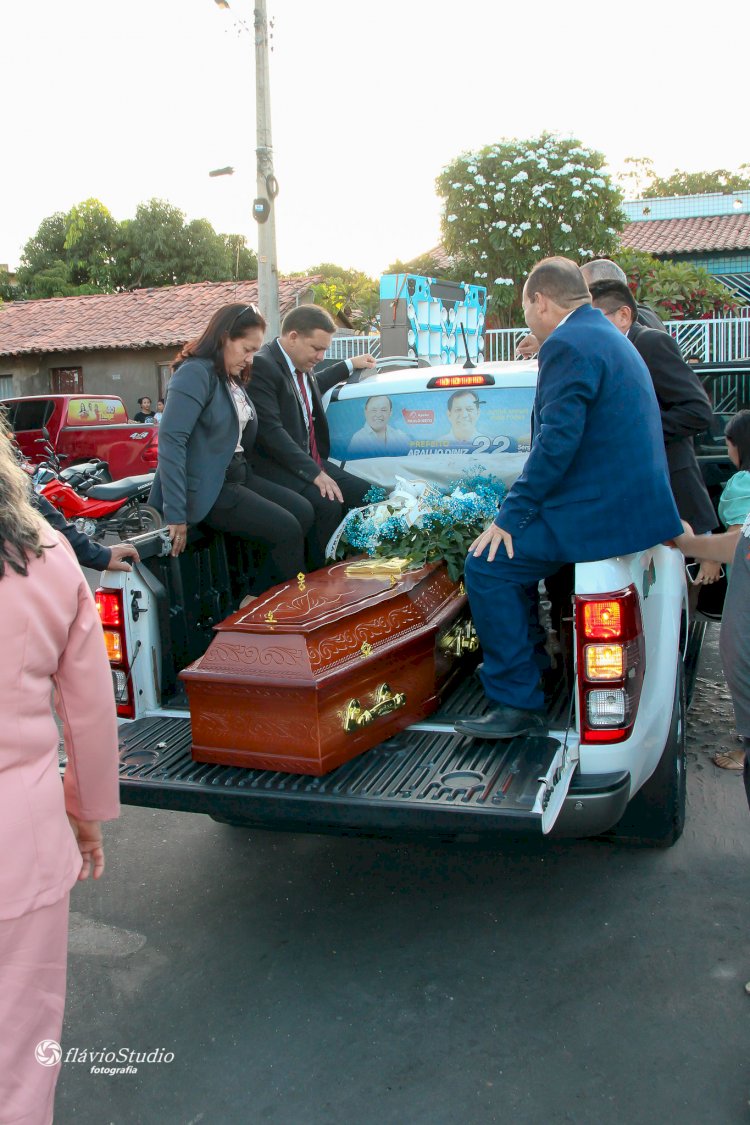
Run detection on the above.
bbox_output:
[3,394,159,481]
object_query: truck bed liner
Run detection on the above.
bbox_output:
[118,678,617,837]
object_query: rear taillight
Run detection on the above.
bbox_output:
[575,586,645,744]
[96,586,134,719]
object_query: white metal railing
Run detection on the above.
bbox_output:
[665,317,750,363]
[326,336,381,360]
[329,316,750,366]
[484,330,530,362]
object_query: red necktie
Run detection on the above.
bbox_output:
[295,370,322,466]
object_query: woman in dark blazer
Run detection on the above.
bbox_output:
[149,303,314,592]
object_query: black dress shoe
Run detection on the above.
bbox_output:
[454,704,548,740]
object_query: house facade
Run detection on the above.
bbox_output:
[620,191,750,300]
[0,277,319,413]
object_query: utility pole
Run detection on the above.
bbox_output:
[212,0,280,336]
[252,0,280,338]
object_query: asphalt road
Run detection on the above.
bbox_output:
[54,623,750,1125]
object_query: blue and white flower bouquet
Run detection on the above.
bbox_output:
[327,472,506,583]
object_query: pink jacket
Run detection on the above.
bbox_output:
[0,529,120,920]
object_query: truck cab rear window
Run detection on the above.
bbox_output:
[11,400,55,431]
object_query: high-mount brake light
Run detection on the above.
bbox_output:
[95,587,134,719]
[575,587,645,744]
[427,374,495,389]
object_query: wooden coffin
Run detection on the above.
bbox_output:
[181,559,477,775]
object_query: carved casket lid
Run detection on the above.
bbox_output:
[215,560,458,636]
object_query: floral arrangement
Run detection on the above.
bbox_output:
[332,473,506,583]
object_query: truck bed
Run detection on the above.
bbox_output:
[117,676,629,839]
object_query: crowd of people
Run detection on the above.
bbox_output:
[3,254,748,1119]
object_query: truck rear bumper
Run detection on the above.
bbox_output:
[550,772,631,837]
[118,716,630,841]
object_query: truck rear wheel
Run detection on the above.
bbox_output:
[604,664,687,848]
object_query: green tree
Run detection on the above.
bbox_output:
[16,197,258,298]
[115,198,189,288]
[437,134,625,324]
[17,212,75,297]
[615,248,743,320]
[16,212,67,279]
[115,199,257,289]
[182,218,236,283]
[0,268,18,302]
[302,263,379,332]
[640,165,750,199]
[17,200,118,297]
[25,261,98,299]
[63,198,119,289]
[223,234,258,283]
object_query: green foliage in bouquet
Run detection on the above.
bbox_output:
[335,475,506,583]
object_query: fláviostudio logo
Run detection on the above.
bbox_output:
[64,1046,175,1076]
[35,1040,62,1067]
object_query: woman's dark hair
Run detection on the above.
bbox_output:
[725,409,750,470]
[172,303,267,379]
[0,411,47,578]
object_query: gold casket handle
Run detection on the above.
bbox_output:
[439,619,479,658]
[343,683,407,733]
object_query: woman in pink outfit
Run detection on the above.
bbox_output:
[0,419,120,1125]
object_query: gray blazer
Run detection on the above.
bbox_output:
[149,357,253,526]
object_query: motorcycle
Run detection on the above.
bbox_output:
[34,437,162,542]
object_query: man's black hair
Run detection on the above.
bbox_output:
[589,280,638,324]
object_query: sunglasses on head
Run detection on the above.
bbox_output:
[230,303,261,328]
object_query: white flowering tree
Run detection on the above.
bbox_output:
[436,134,625,324]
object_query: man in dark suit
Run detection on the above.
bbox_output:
[250,305,376,566]
[515,257,667,358]
[588,279,717,536]
[455,257,682,740]
[581,258,666,332]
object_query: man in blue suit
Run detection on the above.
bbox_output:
[455,257,683,740]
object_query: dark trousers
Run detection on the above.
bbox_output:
[253,458,370,568]
[744,738,750,813]
[204,456,315,593]
[464,543,564,712]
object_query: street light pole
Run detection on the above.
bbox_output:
[253,0,280,337]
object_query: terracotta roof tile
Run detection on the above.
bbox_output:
[0,277,320,357]
[620,213,750,256]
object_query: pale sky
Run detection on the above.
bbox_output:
[1,0,747,278]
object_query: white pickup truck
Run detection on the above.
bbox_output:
[100,358,700,847]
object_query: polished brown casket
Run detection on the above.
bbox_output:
[180,559,477,775]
